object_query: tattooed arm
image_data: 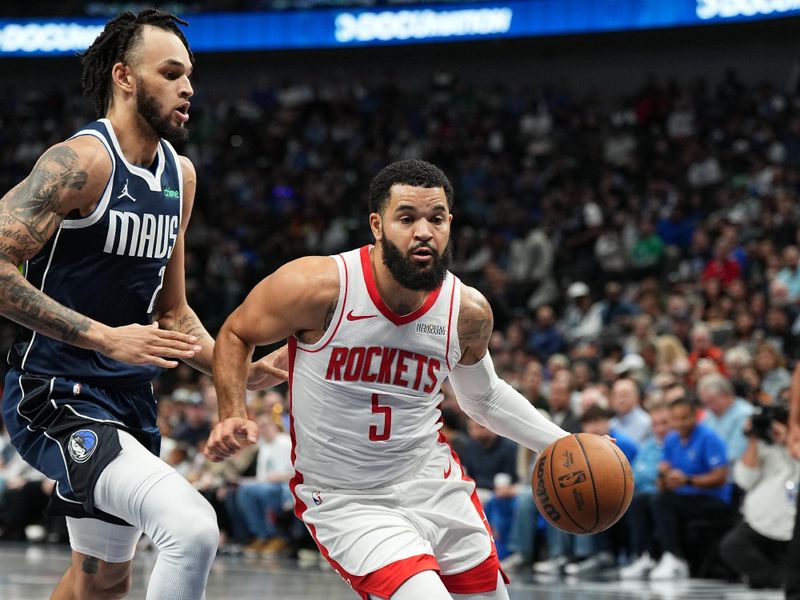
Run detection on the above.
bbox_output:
[456,285,495,365]
[0,138,201,368]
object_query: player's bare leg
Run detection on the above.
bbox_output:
[51,551,132,600]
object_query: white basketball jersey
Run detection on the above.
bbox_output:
[288,245,462,489]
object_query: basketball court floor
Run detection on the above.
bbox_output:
[0,543,784,600]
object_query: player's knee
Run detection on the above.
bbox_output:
[170,502,219,558]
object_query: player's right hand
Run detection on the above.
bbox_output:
[101,322,202,368]
[204,417,259,462]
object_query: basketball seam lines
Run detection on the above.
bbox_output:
[574,434,600,532]
[548,438,590,534]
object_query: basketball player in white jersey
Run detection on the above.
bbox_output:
[206,159,569,599]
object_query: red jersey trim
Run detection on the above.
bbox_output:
[359,245,443,326]
[352,554,440,599]
[440,553,508,594]
[444,276,458,370]
[296,254,348,354]
[288,337,298,466]
[436,431,510,593]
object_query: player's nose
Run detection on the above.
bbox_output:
[413,220,434,241]
[181,76,193,99]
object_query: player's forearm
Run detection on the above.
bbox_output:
[213,326,253,420]
[450,353,569,452]
[157,304,213,374]
[0,263,109,351]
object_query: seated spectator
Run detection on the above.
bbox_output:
[597,281,639,329]
[620,402,673,579]
[547,378,581,433]
[650,397,731,580]
[235,412,294,555]
[702,238,742,285]
[527,305,567,363]
[0,450,53,542]
[688,323,726,377]
[518,360,549,411]
[753,341,791,402]
[171,389,212,448]
[560,282,603,347]
[461,420,519,559]
[719,403,799,589]
[697,373,753,463]
[610,378,653,445]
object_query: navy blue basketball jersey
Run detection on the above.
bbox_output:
[8,119,183,385]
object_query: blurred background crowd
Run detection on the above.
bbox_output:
[1,15,800,590]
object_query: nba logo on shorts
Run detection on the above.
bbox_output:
[312,491,323,505]
[68,430,98,463]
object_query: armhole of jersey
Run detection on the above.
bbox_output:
[60,131,115,230]
[161,139,184,231]
[294,254,347,353]
[446,274,463,369]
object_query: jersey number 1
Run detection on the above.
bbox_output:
[369,394,392,441]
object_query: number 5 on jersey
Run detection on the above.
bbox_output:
[369,394,392,441]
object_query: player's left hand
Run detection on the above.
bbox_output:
[246,345,289,390]
[205,417,259,462]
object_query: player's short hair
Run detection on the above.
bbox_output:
[81,9,193,117]
[368,159,454,215]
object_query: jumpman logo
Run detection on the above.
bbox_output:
[117,180,136,202]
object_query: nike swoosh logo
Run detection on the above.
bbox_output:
[443,460,452,479]
[346,310,377,321]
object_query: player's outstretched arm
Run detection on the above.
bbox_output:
[0,138,201,369]
[205,256,338,461]
[449,285,569,452]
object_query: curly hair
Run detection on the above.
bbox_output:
[80,9,192,117]
[368,159,454,215]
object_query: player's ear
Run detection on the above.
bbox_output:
[111,62,134,94]
[369,212,382,241]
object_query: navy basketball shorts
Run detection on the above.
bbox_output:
[1,368,160,526]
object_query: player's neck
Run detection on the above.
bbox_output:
[370,246,429,316]
[105,111,160,167]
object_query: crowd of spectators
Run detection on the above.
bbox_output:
[2,68,800,586]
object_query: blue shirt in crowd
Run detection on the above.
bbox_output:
[632,434,663,494]
[609,427,638,465]
[662,422,730,503]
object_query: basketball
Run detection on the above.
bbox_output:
[532,433,634,535]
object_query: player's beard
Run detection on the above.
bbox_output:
[380,233,452,292]
[136,79,188,145]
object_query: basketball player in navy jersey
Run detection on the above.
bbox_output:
[0,10,285,600]
[207,160,570,600]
